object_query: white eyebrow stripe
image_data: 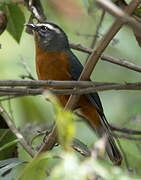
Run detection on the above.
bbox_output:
[36,23,61,34]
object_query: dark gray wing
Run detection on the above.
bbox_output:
[65,49,103,113]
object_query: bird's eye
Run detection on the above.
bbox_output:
[40,26,47,32]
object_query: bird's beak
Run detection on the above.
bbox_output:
[24,23,36,30]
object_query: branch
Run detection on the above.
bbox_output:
[90,10,105,48]
[1,81,141,98]
[73,113,141,141]
[24,0,46,22]
[20,58,35,80]
[111,124,141,135]
[0,103,35,157]
[96,0,141,37]
[1,80,141,88]
[34,125,57,157]
[70,43,141,73]
[24,0,46,34]
[114,133,141,141]
[0,80,96,88]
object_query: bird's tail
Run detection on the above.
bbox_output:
[96,114,122,165]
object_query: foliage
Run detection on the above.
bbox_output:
[1,99,139,180]
[0,3,25,43]
[0,130,17,160]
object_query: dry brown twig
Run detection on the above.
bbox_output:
[1,81,141,98]
[24,0,46,22]
[90,10,105,49]
[96,0,141,37]
[0,80,141,88]
[111,124,141,135]
[20,57,35,80]
[24,0,46,34]
[70,43,141,73]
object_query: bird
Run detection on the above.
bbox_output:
[25,22,122,165]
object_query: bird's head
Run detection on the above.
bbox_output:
[25,22,69,52]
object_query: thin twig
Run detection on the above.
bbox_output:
[111,124,141,135]
[72,112,141,137]
[0,103,35,157]
[101,54,141,73]
[116,138,130,171]
[24,0,46,22]
[0,80,141,88]
[114,133,141,141]
[24,0,46,34]
[69,42,141,74]
[0,80,95,88]
[1,82,141,97]
[34,125,57,157]
[91,10,105,48]
[85,10,105,63]
[96,0,141,37]
[20,57,35,80]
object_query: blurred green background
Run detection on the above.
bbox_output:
[1,0,141,175]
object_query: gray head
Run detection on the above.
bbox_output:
[25,22,69,52]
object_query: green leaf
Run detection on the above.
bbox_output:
[19,153,50,180]
[0,158,25,179]
[0,130,17,160]
[0,160,24,176]
[0,169,16,180]
[6,4,25,43]
[0,139,19,152]
[0,158,24,167]
[72,138,90,156]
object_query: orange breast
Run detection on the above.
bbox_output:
[35,41,71,81]
[35,39,101,128]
